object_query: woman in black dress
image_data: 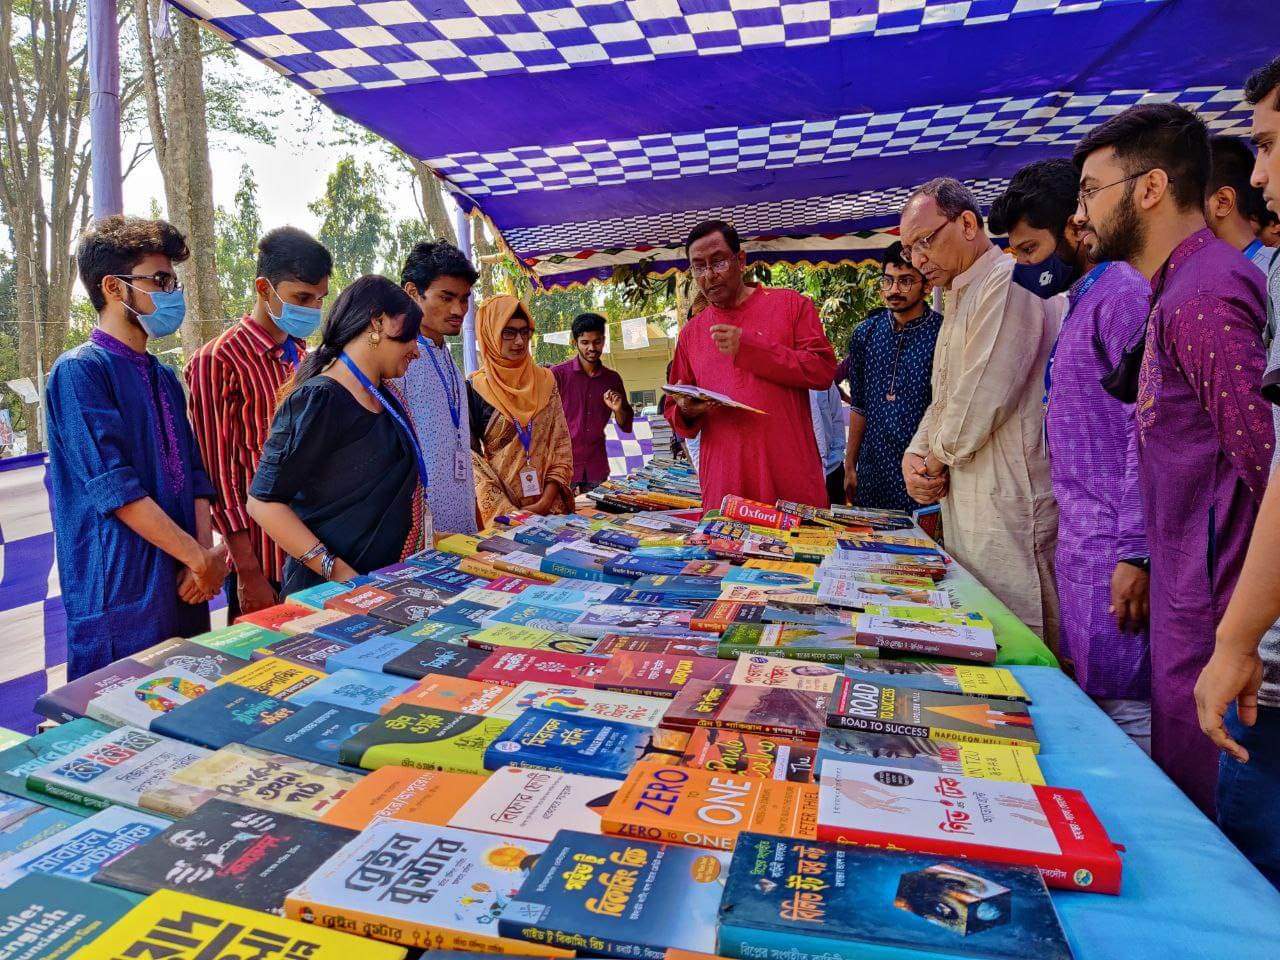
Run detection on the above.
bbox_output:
[248,275,425,593]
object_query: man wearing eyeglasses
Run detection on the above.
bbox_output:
[841,241,942,512]
[45,216,228,679]
[664,219,836,511]
[1074,103,1271,817]
[898,178,1062,648]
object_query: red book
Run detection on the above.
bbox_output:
[816,759,1122,894]
[234,602,316,632]
[485,575,541,594]
[466,648,601,688]
[689,600,767,634]
[662,680,832,741]
[324,584,396,616]
[720,495,800,530]
[585,651,732,698]
[588,635,720,658]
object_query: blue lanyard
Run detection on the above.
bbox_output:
[280,339,299,367]
[513,417,534,458]
[419,336,462,435]
[1043,261,1116,406]
[339,352,429,490]
[1245,238,1265,264]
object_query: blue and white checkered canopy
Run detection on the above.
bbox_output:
[172,0,1278,287]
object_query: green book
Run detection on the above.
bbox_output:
[0,718,110,813]
[188,622,288,660]
[716,624,877,664]
[338,705,510,774]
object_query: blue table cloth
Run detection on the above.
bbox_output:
[1014,666,1280,955]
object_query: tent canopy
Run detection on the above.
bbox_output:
[173,0,1278,287]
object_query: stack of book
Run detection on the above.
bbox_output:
[0,492,1122,959]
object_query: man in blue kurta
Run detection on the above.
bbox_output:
[46,216,228,679]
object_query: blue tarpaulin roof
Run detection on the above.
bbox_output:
[171,0,1280,287]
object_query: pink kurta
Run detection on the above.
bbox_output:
[665,286,836,511]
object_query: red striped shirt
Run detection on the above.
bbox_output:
[184,317,305,582]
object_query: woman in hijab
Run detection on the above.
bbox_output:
[467,294,574,524]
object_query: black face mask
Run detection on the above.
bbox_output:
[1011,253,1077,299]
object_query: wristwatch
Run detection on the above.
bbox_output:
[1119,557,1150,573]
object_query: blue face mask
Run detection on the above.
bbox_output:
[122,282,186,337]
[267,280,322,339]
[1011,252,1077,299]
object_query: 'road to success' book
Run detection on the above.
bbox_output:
[816,759,1121,893]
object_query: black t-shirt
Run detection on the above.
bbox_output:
[251,375,416,593]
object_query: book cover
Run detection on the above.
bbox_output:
[0,718,111,812]
[85,665,212,729]
[279,608,349,636]
[216,657,326,700]
[602,554,687,579]
[663,681,833,741]
[131,637,251,680]
[468,625,595,656]
[722,568,811,588]
[468,649,601,689]
[814,730,1044,785]
[34,660,152,724]
[324,584,397,616]
[339,705,511,774]
[383,639,491,681]
[0,874,136,959]
[481,605,583,634]
[382,675,514,716]
[488,682,669,728]
[816,577,951,610]
[0,805,167,887]
[78,888,407,959]
[497,830,727,958]
[680,727,816,783]
[820,551,947,582]
[287,668,415,713]
[451,767,620,842]
[325,636,417,673]
[237,601,319,631]
[729,655,842,693]
[721,496,800,530]
[816,760,1121,893]
[542,549,632,584]
[155,744,362,820]
[312,614,399,644]
[150,683,299,749]
[837,533,944,556]
[285,821,565,955]
[587,635,720,658]
[254,633,352,670]
[860,605,993,628]
[288,580,356,609]
[855,613,997,664]
[760,604,851,628]
[843,659,1031,704]
[487,574,544,593]
[519,583,626,610]
[717,833,1071,960]
[585,652,732,698]
[189,622,288,659]
[716,624,872,664]
[742,559,817,579]
[633,575,725,598]
[484,707,650,780]
[28,727,210,812]
[608,589,707,611]
[690,601,767,634]
[428,598,509,628]
[245,703,376,772]
[829,680,1039,753]
[601,764,817,851]
[97,799,356,914]
[0,804,87,863]
[388,619,474,645]
[320,767,485,831]
[368,595,451,627]
[568,604,697,640]
[417,568,491,593]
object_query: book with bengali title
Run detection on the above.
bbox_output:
[84,666,213,730]
[253,633,352,669]
[820,551,948,582]
[487,681,669,728]
[338,705,511,775]
[817,576,952,610]
[34,659,153,724]
[381,674,514,716]
[287,668,415,713]
[855,613,997,664]
[716,833,1072,960]
[565,604,699,640]
[149,683,299,750]
[324,584,397,616]
[584,651,733,698]
[279,608,349,636]
[587,634,721,658]
[288,580,358,610]
[383,638,491,681]
[285,821,568,955]
[0,874,137,959]
[236,601,318,632]
[469,622,595,655]
[312,613,399,644]
[189,622,289,659]
[816,759,1121,894]
[815,729,1044,785]
[322,636,413,674]
[368,595,452,627]
[468,648,602,689]
[319,766,484,831]
[216,657,327,699]
[680,727,817,783]
[843,658,1031,704]
[497,830,728,959]
[0,718,111,812]
[729,654,842,692]
[75,888,408,960]
[716,624,874,664]
[0,804,167,888]
[690,601,767,634]
[483,707,651,780]
[663,680,833,742]
[828,679,1040,753]
[0,800,87,864]
[245,702,375,771]
[131,637,252,680]
[450,767,621,842]
[387,619,474,646]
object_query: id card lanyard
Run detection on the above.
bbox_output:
[513,416,540,498]
[419,336,468,481]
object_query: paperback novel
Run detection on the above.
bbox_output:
[855,613,997,664]
[450,767,621,842]
[483,707,650,780]
[716,624,872,664]
[287,668,415,712]
[814,730,1044,785]
[84,666,212,729]
[189,622,288,659]
[816,577,951,610]
[147,683,298,750]
[338,705,511,774]
[216,657,326,699]
[319,767,485,831]
[843,659,1031,704]
[584,651,732,698]
[236,602,318,632]
[382,638,490,680]
[33,659,152,724]
[131,637,251,680]
[680,727,817,783]
[255,633,351,670]
[312,614,399,644]
[488,681,669,728]
[0,718,111,812]
[663,680,833,741]
[729,654,842,692]
[468,624,594,655]
[382,675,514,716]
[324,636,416,673]
[245,702,376,771]
[468,649,601,689]
[587,635,721,659]
[0,805,167,887]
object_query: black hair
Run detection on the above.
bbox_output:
[1245,54,1280,109]
[988,159,1079,239]
[881,240,920,274]
[1071,102,1210,212]
[909,178,985,231]
[77,215,189,312]
[288,275,422,395]
[685,219,741,256]
[1208,135,1267,223]
[400,238,478,293]
[256,226,332,287]
[571,312,607,340]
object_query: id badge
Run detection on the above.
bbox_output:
[454,448,469,481]
[520,465,541,498]
[422,504,435,546]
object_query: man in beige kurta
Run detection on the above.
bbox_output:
[899,179,1062,646]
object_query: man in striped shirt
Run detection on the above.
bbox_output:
[186,227,332,618]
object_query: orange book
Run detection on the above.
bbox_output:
[380,674,513,716]
[601,763,817,852]
[458,556,507,579]
[320,765,485,830]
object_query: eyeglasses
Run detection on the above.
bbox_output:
[501,326,532,342]
[1077,171,1158,213]
[901,216,957,262]
[879,274,921,290]
[114,271,181,293]
[690,256,736,278]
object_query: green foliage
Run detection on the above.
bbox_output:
[214,165,263,321]
[383,217,432,286]
[308,156,390,290]
[754,261,885,354]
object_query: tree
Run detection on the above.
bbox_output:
[309,156,389,290]
[382,216,431,284]
[214,165,262,320]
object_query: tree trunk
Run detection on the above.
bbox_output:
[413,160,456,245]
[472,216,499,301]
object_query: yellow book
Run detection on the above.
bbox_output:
[75,889,407,959]
[216,657,326,698]
[459,556,507,579]
[861,604,994,629]
[438,533,484,557]
[468,625,594,655]
[817,729,1044,784]
[742,559,819,580]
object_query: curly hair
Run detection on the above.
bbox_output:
[77,215,189,312]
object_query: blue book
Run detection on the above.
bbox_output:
[723,567,812,586]
[246,703,376,771]
[382,638,489,680]
[590,529,641,550]
[513,526,561,548]
[312,614,398,644]
[542,550,631,584]
[427,599,498,628]
[287,580,355,610]
[483,706,649,780]
[633,574,724,597]
[0,718,110,812]
[603,555,687,579]
[761,605,850,627]
[717,833,1071,960]
[0,805,168,886]
[0,874,138,956]
[387,621,472,645]
[498,830,726,958]
[150,684,299,749]
[484,603,581,631]
[325,636,416,673]
[608,590,705,610]
[631,545,714,560]
[405,548,461,569]
[287,668,414,712]
[0,806,87,861]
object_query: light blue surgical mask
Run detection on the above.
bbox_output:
[267,280,322,339]
[121,282,186,337]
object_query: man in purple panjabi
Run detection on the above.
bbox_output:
[990,160,1153,752]
[1075,104,1272,815]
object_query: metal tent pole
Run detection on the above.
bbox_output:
[456,205,478,376]
[88,0,124,219]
